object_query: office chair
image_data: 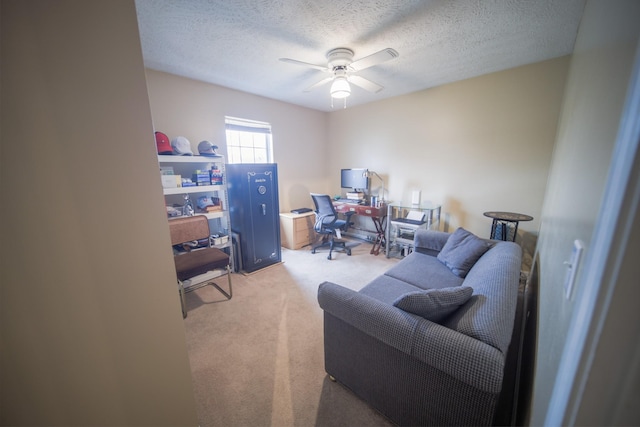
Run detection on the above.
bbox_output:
[310,193,351,260]
[169,215,232,318]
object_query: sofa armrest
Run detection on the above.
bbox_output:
[411,317,505,393]
[413,229,451,255]
[318,281,505,393]
[318,281,416,354]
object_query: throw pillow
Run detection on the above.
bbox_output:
[437,227,490,278]
[393,286,473,322]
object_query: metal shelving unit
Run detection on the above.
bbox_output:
[158,155,233,269]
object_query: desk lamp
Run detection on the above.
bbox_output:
[364,170,385,204]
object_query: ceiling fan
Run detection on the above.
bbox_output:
[279,47,399,101]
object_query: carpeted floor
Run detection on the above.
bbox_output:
[183,239,399,426]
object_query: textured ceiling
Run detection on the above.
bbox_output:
[135,0,585,112]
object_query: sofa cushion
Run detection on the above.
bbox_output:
[437,227,491,278]
[384,251,464,290]
[393,286,473,322]
[413,229,451,256]
[359,275,426,305]
[442,242,522,352]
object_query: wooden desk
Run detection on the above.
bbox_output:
[333,202,387,255]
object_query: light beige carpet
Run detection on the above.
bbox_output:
[183,239,399,426]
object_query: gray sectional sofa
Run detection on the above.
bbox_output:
[317,228,523,426]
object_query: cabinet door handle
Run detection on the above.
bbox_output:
[261,203,266,215]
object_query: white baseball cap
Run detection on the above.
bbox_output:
[171,136,193,156]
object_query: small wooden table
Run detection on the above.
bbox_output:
[483,211,533,242]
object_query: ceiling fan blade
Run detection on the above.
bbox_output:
[279,57,328,72]
[348,75,383,93]
[304,76,333,92]
[350,48,399,72]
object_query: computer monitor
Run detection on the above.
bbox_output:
[341,168,369,191]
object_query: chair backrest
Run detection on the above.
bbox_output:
[169,215,210,246]
[310,193,339,231]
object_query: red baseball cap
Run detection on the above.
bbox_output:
[155,131,172,154]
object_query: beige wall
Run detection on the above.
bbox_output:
[1,1,197,425]
[144,70,328,212]
[530,1,640,424]
[327,57,569,244]
[147,58,569,259]
[4,0,637,425]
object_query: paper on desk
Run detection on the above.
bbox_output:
[407,210,425,221]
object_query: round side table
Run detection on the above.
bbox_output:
[483,211,533,242]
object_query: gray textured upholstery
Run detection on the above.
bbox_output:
[443,241,522,353]
[393,286,474,322]
[383,251,464,290]
[413,229,451,252]
[317,229,522,426]
[437,227,492,277]
[359,274,426,304]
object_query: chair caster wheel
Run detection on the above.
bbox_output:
[311,249,316,254]
[327,255,332,260]
[347,249,352,256]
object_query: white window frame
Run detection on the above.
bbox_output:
[224,117,273,164]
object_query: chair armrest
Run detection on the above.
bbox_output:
[318,281,505,392]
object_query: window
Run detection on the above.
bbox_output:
[224,117,273,163]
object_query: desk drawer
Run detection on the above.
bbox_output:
[293,228,313,249]
[294,215,314,231]
[280,212,315,250]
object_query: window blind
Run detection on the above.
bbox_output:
[225,117,271,134]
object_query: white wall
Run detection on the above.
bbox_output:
[530,0,640,425]
[144,70,328,212]
[327,57,569,252]
[0,1,198,425]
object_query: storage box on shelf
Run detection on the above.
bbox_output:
[385,203,441,258]
[158,154,233,271]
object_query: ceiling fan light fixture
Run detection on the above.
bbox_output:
[280,47,399,107]
[330,76,351,98]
